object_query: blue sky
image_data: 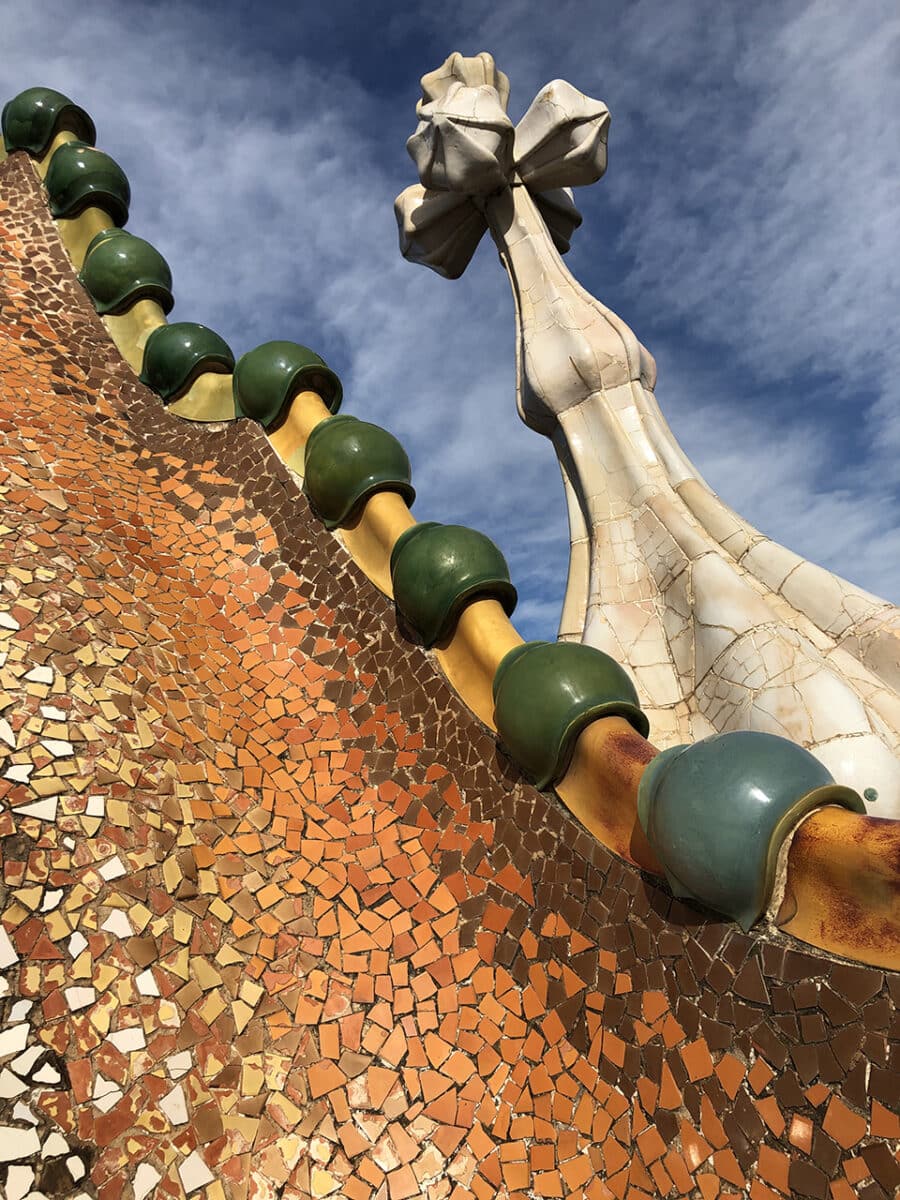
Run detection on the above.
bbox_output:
[3,0,899,639]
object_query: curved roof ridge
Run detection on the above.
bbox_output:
[2,87,897,971]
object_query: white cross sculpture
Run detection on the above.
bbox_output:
[395,52,900,816]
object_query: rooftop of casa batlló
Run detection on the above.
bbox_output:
[0,72,895,1200]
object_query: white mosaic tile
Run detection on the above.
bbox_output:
[0,1125,40,1161]
[10,1046,43,1076]
[166,1050,192,1079]
[4,764,32,784]
[92,1075,123,1113]
[98,855,126,881]
[100,910,133,937]
[40,889,63,913]
[66,1156,86,1182]
[41,1131,68,1158]
[107,1026,145,1054]
[85,794,105,817]
[67,931,88,959]
[64,987,95,1012]
[92,1075,118,1101]
[39,738,73,758]
[15,798,58,822]
[159,1083,188,1126]
[94,1088,123,1114]
[33,1062,61,1085]
[0,1069,26,1098]
[179,1150,214,1193]
[0,1025,29,1057]
[133,1163,162,1200]
[0,926,19,969]
[4,1164,33,1200]
[23,665,53,685]
[136,970,159,997]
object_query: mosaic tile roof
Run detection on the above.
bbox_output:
[0,151,897,1200]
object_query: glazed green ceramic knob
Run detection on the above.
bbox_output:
[303,415,415,529]
[636,730,865,931]
[83,227,126,253]
[492,640,649,790]
[390,522,517,649]
[44,140,130,226]
[139,322,235,403]
[79,229,174,315]
[2,87,95,156]
[232,340,342,428]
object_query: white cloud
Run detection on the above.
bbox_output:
[2,0,897,639]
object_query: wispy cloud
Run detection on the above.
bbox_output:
[2,0,897,639]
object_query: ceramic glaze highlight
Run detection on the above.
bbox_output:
[637,729,865,930]
[79,228,173,315]
[233,340,342,427]
[1,86,95,156]
[139,321,234,402]
[44,140,130,226]
[493,639,649,789]
[303,414,414,529]
[390,521,516,648]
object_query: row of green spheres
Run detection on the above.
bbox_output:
[5,90,868,935]
[3,87,130,226]
[491,646,865,930]
[75,242,875,939]
[246,371,868,934]
[298,403,867,935]
[240,344,526,653]
[76,228,236,401]
[3,90,173,329]
[232,348,521,654]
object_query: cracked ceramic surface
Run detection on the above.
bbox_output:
[396,51,900,818]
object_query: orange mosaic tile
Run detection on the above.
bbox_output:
[0,150,897,1200]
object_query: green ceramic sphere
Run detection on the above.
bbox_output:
[139,322,234,403]
[2,87,95,156]
[492,640,649,790]
[232,340,342,428]
[83,227,127,254]
[390,522,517,649]
[636,730,865,931]
[303,415,415,529]
[44,140,130,226]
[79,229,173,316]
